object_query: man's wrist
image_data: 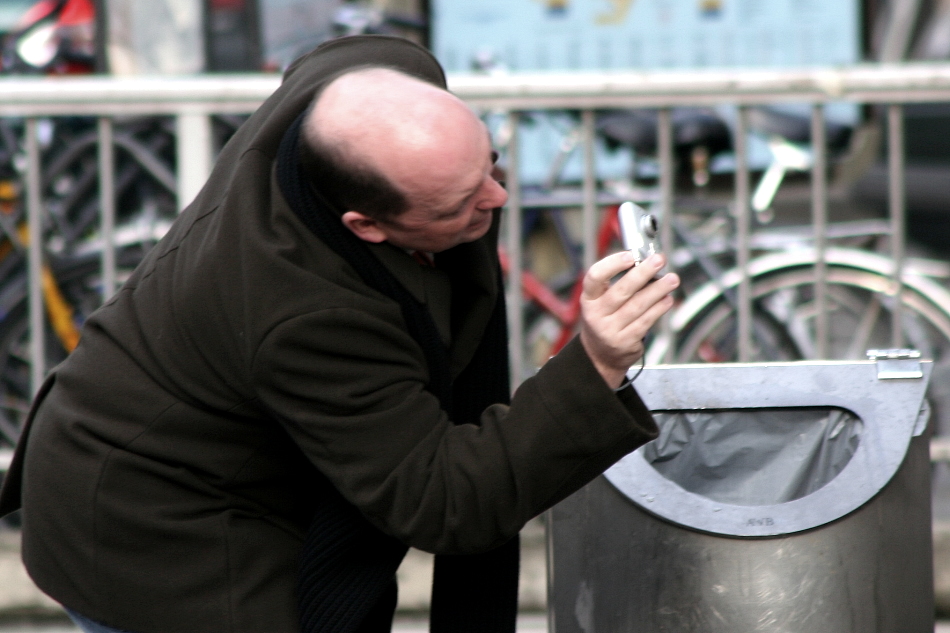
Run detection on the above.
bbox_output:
[578,335,629,388]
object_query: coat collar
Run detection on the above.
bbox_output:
[365,213,501,379]
[436,210,501,378]
[366,241,452,346]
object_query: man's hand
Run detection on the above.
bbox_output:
[579,252,679,388]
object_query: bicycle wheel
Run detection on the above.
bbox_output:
[673,266,950,362]
[646,247,950,432]
[41,116,177,252]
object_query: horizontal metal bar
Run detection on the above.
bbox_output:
[1,63,950,116]
[0,74,280,116]
[451,63,950,109]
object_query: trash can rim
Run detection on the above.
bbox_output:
[604,360,932,537]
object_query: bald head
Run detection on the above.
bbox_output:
[298,67,506,251]
[300,67,490,220]
[305,67,472,166]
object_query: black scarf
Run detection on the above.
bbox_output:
[276,112,519,633]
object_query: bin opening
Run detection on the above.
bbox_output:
[642,407,862,507]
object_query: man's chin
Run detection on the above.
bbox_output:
[411,218,493,253]
[463,215,493,242]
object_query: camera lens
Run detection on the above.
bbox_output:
[641,214,657,238]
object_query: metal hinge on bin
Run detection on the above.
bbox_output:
[867,348,923,379]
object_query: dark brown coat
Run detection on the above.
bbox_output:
[1,36,657,633]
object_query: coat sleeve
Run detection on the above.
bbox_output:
[251,306,657,555]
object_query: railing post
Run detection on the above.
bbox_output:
[505,112,524,390]
[581,109,597,271]
[176,111,213,212]
[98,117,117,301]
[888,104,906,348]
[811,104,828,359]
[658,108,674,363]
[735,106,752,362]
[25,118,45,395]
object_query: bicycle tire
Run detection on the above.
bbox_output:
[645,247,950,434]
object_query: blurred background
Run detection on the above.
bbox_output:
[0,0,949,629]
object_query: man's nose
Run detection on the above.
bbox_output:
[486,176,508,208]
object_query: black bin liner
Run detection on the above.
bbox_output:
[642,407,862,506]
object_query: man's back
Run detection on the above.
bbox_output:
[21,148,361,631]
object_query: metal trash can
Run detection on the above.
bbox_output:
[548,353,934,633]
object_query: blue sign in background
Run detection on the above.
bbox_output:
[433,0,861,73]
[435,0,863,186]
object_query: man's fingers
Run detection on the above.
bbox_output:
[609,254,667,301]
[618,293,675,340]
[582,250,638,300]
[595,260,676,317]
[584,252,668,304]
[617,270,679,317]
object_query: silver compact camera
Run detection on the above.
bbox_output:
[617,201,662,275]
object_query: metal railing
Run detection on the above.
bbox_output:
[0,75,277,394]
[451,63,950,382]
[2,64,950,396]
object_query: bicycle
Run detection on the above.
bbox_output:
[494,109,950,436]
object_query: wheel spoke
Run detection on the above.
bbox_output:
[845,293,882,360]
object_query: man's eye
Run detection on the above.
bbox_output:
[491,150,499,165]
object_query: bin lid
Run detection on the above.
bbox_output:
[604,359,932,537]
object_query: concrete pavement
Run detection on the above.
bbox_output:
[0,530,61,619]
[395,516,546,612]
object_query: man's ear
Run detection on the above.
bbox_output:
[341,211,388,243]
